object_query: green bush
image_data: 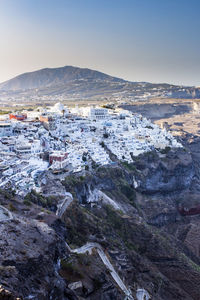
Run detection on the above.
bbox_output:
[104,205,123,230]
[120,184,136,202]
[23,199,32,206]
[121,161,137,171]
[8,203,16,211]
[82,155,87,162]
[24,190,57,210]
[100,141,105,147]
[60,259,83,278]
[160,146,171,154]
[0,110,11,115]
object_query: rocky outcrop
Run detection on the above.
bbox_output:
[0,192,75,300]
[147,212,179,227]
[61,149,196,227]
[0,285,20,300]
[0,215,66,299]
[135,150,194,194]
[62,149,195,204]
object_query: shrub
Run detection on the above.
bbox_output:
[60,259,83,278]
[104,205,123,230]
[23,199,32,206]
[79,176,85,181]
[121,161,137,171]
[24,190,57,211]
[8,203,16,211]
[100,141,105,147]
[160,146,171,154]
[103,133,109,138]
[82,155,87,162]
[120,184,136,202]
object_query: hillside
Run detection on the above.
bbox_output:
[0,65,200,102]
[2,143,200,299]
[0,66,124,91]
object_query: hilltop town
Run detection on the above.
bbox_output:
[0,102,182,196]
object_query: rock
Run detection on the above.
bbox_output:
[0,285,21,300]
[136,150,195,194]
[0,212,67,299]
[68,281,83,290]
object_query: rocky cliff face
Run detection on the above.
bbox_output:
[1,145,200,300]
[135,150,194,194]
[61,148,195,219]
[0,192,77,300]
[59,148,200,299]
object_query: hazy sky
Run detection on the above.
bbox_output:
[0,0,200,86]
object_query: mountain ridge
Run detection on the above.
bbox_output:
[0,65,199,101]
[0,65,125,91]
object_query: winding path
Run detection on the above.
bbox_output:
[66,241,134,300]
[0,205,13,222]
[56,192,73,218]
[136,288,150,300]
[56,191,149,300]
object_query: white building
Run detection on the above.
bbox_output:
[31,140,42,155]
[89,108,108,120]
[0,123,13,137]
[50,102,68,116]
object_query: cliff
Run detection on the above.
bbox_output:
[1,145,200,299]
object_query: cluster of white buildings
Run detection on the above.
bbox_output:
[0,102,182,195]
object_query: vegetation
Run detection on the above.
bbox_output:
[8,203,17,211]
[104,204,123,230]
[0,188,15,199]
[77,253,92,266]
[100,141,105,147]
[63,175,80,186]
[180,253,200,273]
[160,146,171,154]
[0,110,11,115]
[120,184,136,202]
[91,161,99,169]
[121,161,137,172]
[102,104,114,109]
[62,174,88,189]
[23,199,32,206]
[24,190,57,211]
[103,133,109,138]
[60,259,83,279]
[82,154,87,162]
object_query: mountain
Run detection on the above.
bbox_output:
[0,65,199,101]
[0,66,124,91]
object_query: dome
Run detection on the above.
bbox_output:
[54,102,64,112]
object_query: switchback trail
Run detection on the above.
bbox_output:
[65,241,134,300]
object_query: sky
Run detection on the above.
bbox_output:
[0,0,200,86]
